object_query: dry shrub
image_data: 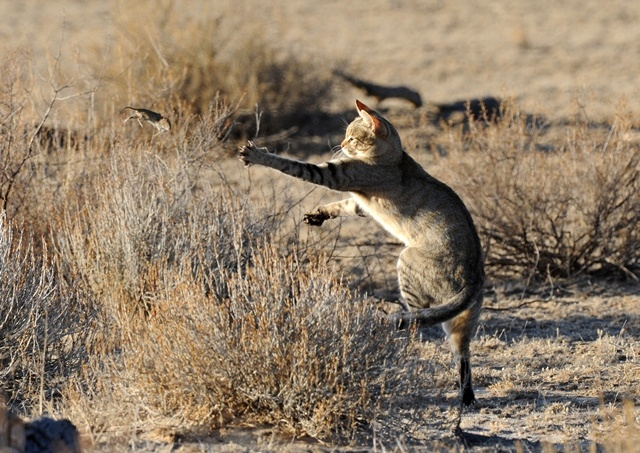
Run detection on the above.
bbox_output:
[0,50,36,219]
[0,50,98,414]
[0,213,90,412]
[437,101,640,280]
[223,41,334,134]
[91,244,420,441]
[54,114,245,332]
[0,48,100,235]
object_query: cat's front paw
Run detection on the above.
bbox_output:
[239,141,267,167]
[303,210,329,226]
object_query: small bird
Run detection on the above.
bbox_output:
[121,107,171,133]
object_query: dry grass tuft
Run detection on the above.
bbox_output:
[0,212,90,414]
[74,244,424,441]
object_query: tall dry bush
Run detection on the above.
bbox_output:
[0,50,97,414]
[75,242,425,441]
[0,50,43,223]
[0,45,104,239]
[436,101,640,280]
[0,213,90,413]
[54,103,241,333]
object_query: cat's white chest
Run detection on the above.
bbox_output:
[352,194,412,245]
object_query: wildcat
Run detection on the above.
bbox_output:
[239,100,484,405]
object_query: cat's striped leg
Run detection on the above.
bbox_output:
[239,141,370,191]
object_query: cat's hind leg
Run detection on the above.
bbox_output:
[396,247,482,405]
[396,247,439,311]
[442,299,482,405]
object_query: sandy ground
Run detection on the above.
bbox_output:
[3,0,640,121]
[247,0,640,121]
[2,1,639,451]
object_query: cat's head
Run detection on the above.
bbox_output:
[341,100,403,162]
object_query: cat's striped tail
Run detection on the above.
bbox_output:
[390,278,483,328]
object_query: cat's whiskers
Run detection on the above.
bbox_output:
[330,144,344,159]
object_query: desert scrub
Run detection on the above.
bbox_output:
[100,243,423,440]
[53,109,249,334]
[0,49,49,223]
[60,185,425,439]
[57,184,430,441]
[436,101,640,280]
[0,213,90,413]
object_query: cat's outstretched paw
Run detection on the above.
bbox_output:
[303,210,329,226]
[239,141,267,167]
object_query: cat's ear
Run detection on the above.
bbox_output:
[355,99,374,115]
[355,100,387,139]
